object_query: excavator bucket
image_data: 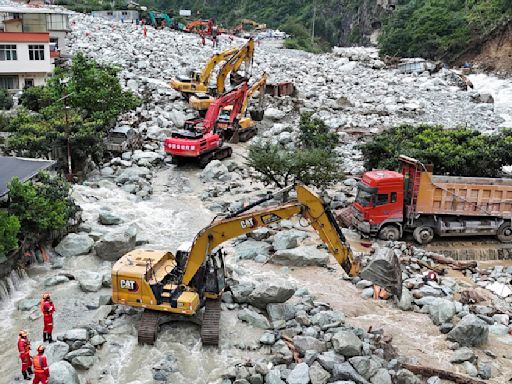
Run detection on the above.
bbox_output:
[250,109,265,122]
[359,248,403,299]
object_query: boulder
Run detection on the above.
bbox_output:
[266,303,297,322]
[63,329,88,342]
[48,361,80,384]
[463,362,478,377]
[331,362,370,384]
[332,330,362,357]
[238,308,270,329]
[168,109,187,128]
[95,226,137,261]
[44,275,69,287]
[272,246,329,267]
[266,369,285,384]
[272,230,307,250]
[98,209,122,225]
[428,298,457,325]
[271,340,293,365]
[17,298,39,311]
[349,356,381,380]
[90,335,106,347]
[235,240,272,260]
[450,347,475,364]
[311,311,345,330]
[78,271,103,292]
[397,288,413,311]
[293,336,327,354]
[309,361,331,384]
[152,354,178,381]
[247,281,295,309]
[231,280,256,303]
[115,166,150,184]
[265,108,286,121]
[395,369,422,384]
[71,355,96,370]
[448,314,489,347]
[287,363,309,384]
[200,160,231,182]
[317,350,345,372]
[45,341,70,365]
[55,233,94,257]
[260,332,276,345]
[370,368,392,384]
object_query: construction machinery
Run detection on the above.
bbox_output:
[164,82,249,167]
[215,71,268,143]
[341,155,512,244]
[232,19,267,36]
[170,46,238,97]
[112,183,403,346]
[184,19,217,35]
[189,39,255,113]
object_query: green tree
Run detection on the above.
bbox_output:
[19,86,55,112]
[360,124,512,177]
[0,212,20,259]
[247,113,342,188]
[7,173,75,234]
[0,89,13,110]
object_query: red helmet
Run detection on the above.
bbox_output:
[37,345,45,353]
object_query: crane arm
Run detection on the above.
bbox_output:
[216,39,254,94]
[181,184,358,286]
[199,47,238,85]
[240,72,268,116]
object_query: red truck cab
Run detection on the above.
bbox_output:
[352,170,405,240]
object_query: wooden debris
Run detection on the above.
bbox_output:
[427,254,477,270]
[281,335,302,363]
[402,363,487,384]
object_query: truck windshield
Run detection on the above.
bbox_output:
[355,189,373,207]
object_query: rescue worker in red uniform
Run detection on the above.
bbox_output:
[18,330,33,380]
[32,345,49,384]
[40,293,55,343]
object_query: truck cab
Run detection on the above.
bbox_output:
[352,170,405,240]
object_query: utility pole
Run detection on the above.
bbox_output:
[311,0,316,44]
[59,78,73,179]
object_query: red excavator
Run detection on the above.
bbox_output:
[164,82,248,167]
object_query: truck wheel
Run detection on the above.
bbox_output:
[378,226,400,241]
[413,226,434,244]
[497,223,512,243]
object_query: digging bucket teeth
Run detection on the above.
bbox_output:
[359,248,403,299]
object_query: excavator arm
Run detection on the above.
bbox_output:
[199,47,239,85]
[202,82,248,132]
[182,184,366,285]
[240,72,268,117]
[216,39,254,94]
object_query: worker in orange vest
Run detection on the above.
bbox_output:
[18,330,33,380]
[32,345,49,384]
[40,293,55,343]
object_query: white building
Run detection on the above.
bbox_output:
[91,10,139,23]
[0,32,53,89]
[0,6,71,54]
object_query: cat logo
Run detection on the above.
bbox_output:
[120,279,139,292]
[240,218,256,229]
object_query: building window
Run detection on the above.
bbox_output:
[0,75,19,89]
[122,11,128,15]
[107,12,113,16]
[24,78,34,88]
[0,44,17,61]
[28,45,45,61]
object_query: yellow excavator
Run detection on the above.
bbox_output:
[111,184,402,346]
[189,38,255,113]
[216,71,268,143]
[169,46,238,97]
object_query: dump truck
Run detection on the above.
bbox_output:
[346,155,512,244]
[104,126,142,154]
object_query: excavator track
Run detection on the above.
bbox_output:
[199,146,232,168]
[200,298,221,346]
[138,310,160,345]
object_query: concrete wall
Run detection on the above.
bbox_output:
[0,41,52,73]
[91,10,139,22]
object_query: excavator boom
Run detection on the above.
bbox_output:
[216,38,254,94]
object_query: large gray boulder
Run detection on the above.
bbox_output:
[448,314,489,347]
[332,330,362,357]
[55,233,94,257]
[287,363,309,384]
[95,226,137,261]
[238,308,270,329]
[311,311,345,330]
[247,280,296,309]
[200,160,231,182]
[71,355,96,370]
[115,166,150,184]
[348,356,381,380]
[44,275,70,287]
[370,368,392,384]
[45,341,70,365]
[293,336,327,354]
[48,361,80,384]
[98,209,122,225]
[78,271,103,292]
[63,328,88,342]
[17,298,39,311]
[272,229,307,250]
[266,369,285,384]
[266,303,297,322]
[450,347,475,364]
[234,240,272,260]
[331,362,370,384]
[428,298,457,325]
[395,369,422,384]
[272,246,330,267]
[309,361,331,384]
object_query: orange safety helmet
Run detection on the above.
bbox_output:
[19,330,28,337]
[37,345,45,353]
[42,292,50,300]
